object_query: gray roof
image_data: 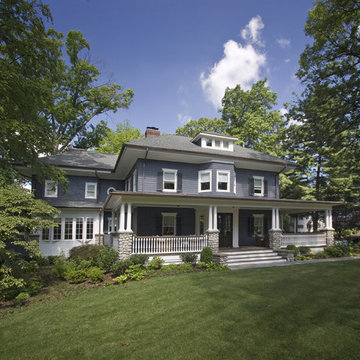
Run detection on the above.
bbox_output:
[126,134,293,165]
[41,149,118,170]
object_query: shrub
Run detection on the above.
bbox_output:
[114,275,128,284]
[125,264,144,281]
[147,256,164,270]
[47,256,60,265]
[294,255,312,261]
[97,247,118,272]
[160,264,178,274]
[298,246,311,255]
[179,263,193,272]
[13,292,30,306]
[52,256,77,279]
[64,269,87,284]
[111,259,133,276]
[86,267,105,284]
[324,243,350,258]
[200,247,213,263]
[77,259,92,270]
[69,245,104,265]
[129,254,149,267]
[314,251,329,259]
[35,256,49,267]
[180,253,197,265]
[286,245,299,256]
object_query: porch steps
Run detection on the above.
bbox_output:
[220,249,287,269]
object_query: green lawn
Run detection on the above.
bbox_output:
[1,260,360,360]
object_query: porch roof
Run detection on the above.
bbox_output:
[104,191,342,213]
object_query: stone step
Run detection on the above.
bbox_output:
[229,259,287,270]
[224,252,280,259]
[226,255,284,263]
[220,249,274,256]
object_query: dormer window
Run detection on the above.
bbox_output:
[193,132,236,152]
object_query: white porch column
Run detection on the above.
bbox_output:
[119,203,125,231]
[325,209,333,230]
[126,203,132,232]
[208,205,213,231]
[111,211,115,232]
[329,209,333,229]
[271,207,281,230]
[276,208,280,230]
[213,206,218,230]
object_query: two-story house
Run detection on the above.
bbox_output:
[20,127,340,265]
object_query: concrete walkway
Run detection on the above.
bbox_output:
[230,255,360,270]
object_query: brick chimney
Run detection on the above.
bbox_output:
[145,127,160,138]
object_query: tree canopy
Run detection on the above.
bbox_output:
[0,0,134,181]
[175,117,228,138]
[221,79,285,157]
[95,121,142,154]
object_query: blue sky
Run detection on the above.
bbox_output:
[46,0,314,134]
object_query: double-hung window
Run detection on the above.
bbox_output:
[163,169,177,192]
[85,182,97,199]
[217,170,230,192]
[199,170,212,192]
[44,180,58,198]
[162,213,176,235]
[253,176,264,196]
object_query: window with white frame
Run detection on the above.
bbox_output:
[163,169,177,191]
[217,170,230,192]
[253,214,264,236]
[199,170,212,192]
[162,213,176,235]
[53,218,62,240]
[76,218,83,240]
[44,180,58,198]
[86,218,94,240]
[201,137,234,151]
[85,182,97,199]
[253,176,264,196]
[41,217,95,241]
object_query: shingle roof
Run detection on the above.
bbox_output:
[40,149,118,170]
[126,134,293,165]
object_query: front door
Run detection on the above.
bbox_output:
[218,213,233,248]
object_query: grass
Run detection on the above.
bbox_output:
[0,260,359,360]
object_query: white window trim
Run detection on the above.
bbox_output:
[161,212,177,235]
[44,180,58,198]
[198,170,212,192]
[85,182,97,199]
[253,214,264,236]
[201,137,234,151]
[216,170,230,192]
[253,176,264,197]
[162,168,177,192]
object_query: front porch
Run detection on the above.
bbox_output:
[103,192,340,260]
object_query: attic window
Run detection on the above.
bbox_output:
[206,138,212,147]
[201,137,234,151]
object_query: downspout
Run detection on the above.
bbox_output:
[142,147,149,192]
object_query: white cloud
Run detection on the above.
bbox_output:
[177,113,192,124]
[276,38,291,48]
[285,58,291,64]
[241,15,264,47]
[279,108,288,116]
[200,16,267,108]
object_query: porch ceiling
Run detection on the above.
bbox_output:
[104,191,342,212]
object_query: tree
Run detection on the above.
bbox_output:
[221,79,285,157]
[0,0,133,181]
[175,117,228,138]
[0,181,59,299]
[288,0,360,228]
[96,121,142,154]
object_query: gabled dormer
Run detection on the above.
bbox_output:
[191,132,237,152]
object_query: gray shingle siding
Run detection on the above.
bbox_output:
[135,159,279,198]
[33,176,123,207]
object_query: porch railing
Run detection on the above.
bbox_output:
[281,233,327,247]
[132,234,208,254]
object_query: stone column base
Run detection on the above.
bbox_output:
[268,230,282,250]
[206,230,220,254]
[95,234,104,246]
[324,229,335,246]
[117,231,133,260]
